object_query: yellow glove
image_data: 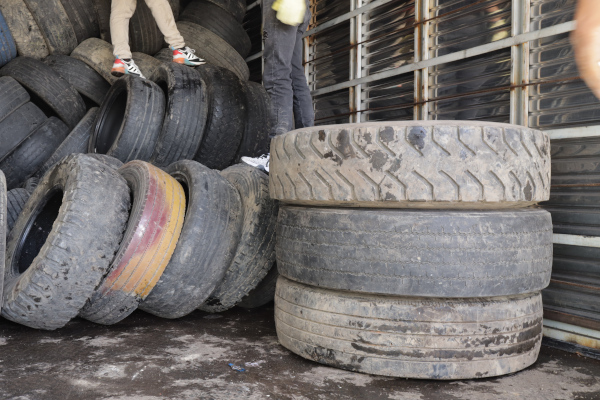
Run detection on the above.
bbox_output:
[272,0,306,26]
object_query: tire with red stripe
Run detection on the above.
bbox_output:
[79,161,186,325]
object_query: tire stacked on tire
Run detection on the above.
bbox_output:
[270,121,553,379]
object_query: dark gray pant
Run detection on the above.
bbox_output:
[262,0,314,138]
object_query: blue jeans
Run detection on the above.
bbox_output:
[262,0,314,137]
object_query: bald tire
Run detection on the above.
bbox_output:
[6,188,28,233]
[269,121,551,208]
[21,0,77,55]
[238,264,278,309]
[132,52,163,82]
[0,0,49,58]
[275,277,543,380]
[71,38,117,84]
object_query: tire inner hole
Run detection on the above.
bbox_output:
[95,89,127,154]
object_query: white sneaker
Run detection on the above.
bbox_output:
[241,154,270,173]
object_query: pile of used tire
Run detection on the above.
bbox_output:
[270,121,553,380]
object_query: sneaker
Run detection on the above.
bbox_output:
[111,58,146,79]
[172,46,206,66]
[241,154,270,173]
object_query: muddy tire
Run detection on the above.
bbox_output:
[89,75,166,163]
[0,102,46,160]
[238,264,278,309]
[0,117,69,189]
[140,160,243,319]
[92,0,111,42]
[2,154,130,330]
[21,0,77,55]
[80,161,185,325]
[236,81,271,162]
[270,122,551,208]
[277,206,553,298]
[205,0,245,22]
[194,64,246,169]
[275,277,543,379]
[199,164,277,312]
[0,76,29,123]
[150,63,208,167]
[58,0,99,44]
[6,187,27,233]
[0,0,49,59]
[71,38,117,84]
[132,52,163,82]
[0,8,16,66]
[0,57,86,128]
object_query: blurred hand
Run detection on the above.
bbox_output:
[272,0,306,26]
[572,0,600,99]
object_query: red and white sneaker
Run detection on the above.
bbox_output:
[111,58,146,79]
[172,46,205,66]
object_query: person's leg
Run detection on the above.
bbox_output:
[291,1,314,129]
[143,0,185,49]
[263,0,298,137]
[110,0,137,59]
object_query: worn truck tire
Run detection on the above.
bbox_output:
[238,264,278,309]
[71,38,117,84]
[275,277,543,379]
[140,160,243,318]
[194,64,246,169]
[0,76,29,123]
[0,102,46,160]
[0,57,86,129]
[80,161,185,325]
[270,121,551,208]
[2,154,130,330]
[58,0,99,44]
[0,117,69,189]
[179,1,251,57]
[90,75,166,163]
[150,63,208,167]
[236,81,272,162]
[34,108,99,179]
[6,187,27,233]
[0,8,16,66]
[177,21,249,81]
[205,0,245,22]
[199,165,278,312]
[21,0,77,55]
[277,206,553,298]
[0,0,49,59]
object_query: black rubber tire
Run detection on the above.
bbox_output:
[194,64,246,169]
[22,176,37,193]
[58,0,99,44]
[0,171,5,311]
[21,0,77,55]
[129,0,166,55]
[177,21,250,81]
[270,121,551,208]
[89,75,166,163]
[199,164,278,312]
[2,154,130,330]
[0,117,70,189]
[179,1,251,57]
[139,160,243,319]
[34,108,99,179]
[92,0,111,43]
[278,206,553,298]
[0,102,46,160]
[204,0,246,22]
[150,63,208,167]
[0,8,17,66]
[236,81,272,162]
[153,47,172,64]
[0,0,49,59]
[6,187,28,233]
[238,263,278,309]
[132,52,164,82]
[275,277,543,379]
[0,76,29,123]
[70,38,117,84]
[87,154,124,170]
[43,55,110,106]
[0,57,87,129]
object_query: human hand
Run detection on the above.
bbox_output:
[272,0,306,26]
[572,0,600,99]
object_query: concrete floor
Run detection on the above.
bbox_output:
[0,304,599,400]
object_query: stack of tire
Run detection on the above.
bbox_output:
[270,121,553,379]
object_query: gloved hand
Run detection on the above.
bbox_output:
[272,0,306,26]
[572,0,600,99]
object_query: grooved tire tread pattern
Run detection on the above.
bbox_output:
[58,0,99,44]
[205,0,245,22]
[270,121,551,208]
[21,0,77,55]
[6,187,28,233]
[236,81,271,161]
[238,264,278,309]
[71,38,117,84]
[0,76,29,123]
[0,0,49,58]
[92,0,111,42]
[0,102,46,161]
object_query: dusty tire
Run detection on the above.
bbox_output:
[21,0,77,55]
[71,38,117,84]
[34,108,99,179]
[6,187,27,233]
[58,0,99,43]
[275,277,543,379]
[92,0,111,42]
[43,55,110,106]
[0,76,29,123]
[270,121,551,208]
[277,206,553,298]
[0,0,49,59]
[0,117,69,189]
[199,164,278,312]
[236,81,271,161]
[89,75,166,163]
[179,1,251,57]
[139,160,243,319]
[2,154,130,330]
[238,264,278,309]
[194,64,246,169]
[0,8,16,66]
[132,52,163,82]
[0,57,86,128]
[0,102,46,160]
[150,63,208,167]
[80,161,185,325]
[205,0,245,22]
[177,21,249,81]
